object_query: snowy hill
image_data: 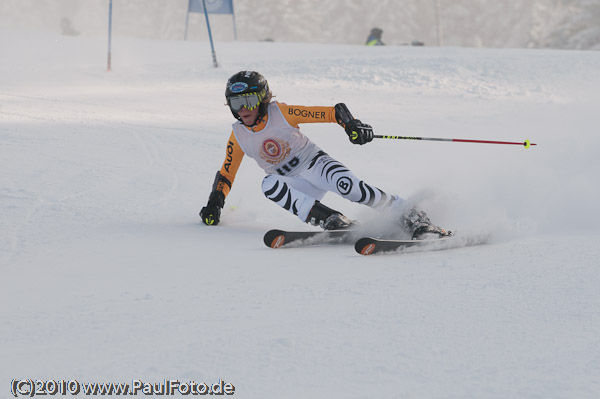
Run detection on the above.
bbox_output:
[2,0,600,49]
[2,30,600,398]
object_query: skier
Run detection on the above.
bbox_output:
[366,28,385,46]
[200,71,450,239]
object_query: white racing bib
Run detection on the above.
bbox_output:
[232,102,319,176]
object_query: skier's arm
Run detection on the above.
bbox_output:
[200,131,245,226]
[277,103,337,127]
[278,102,373,145]
[217,131,244,197]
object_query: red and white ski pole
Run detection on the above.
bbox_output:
[374,135,537,148]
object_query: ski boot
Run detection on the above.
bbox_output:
[306,201,357,230]
[400,208,452,240]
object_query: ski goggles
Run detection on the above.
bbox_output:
[228,92,264,112]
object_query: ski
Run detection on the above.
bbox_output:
[264,229,356,248]
[355,237,450,255]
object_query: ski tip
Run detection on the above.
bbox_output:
[264,232,286,248]
[359,243,376,255]
[355,238,377,256]
[269,234,286,248]
[263,229,286,248]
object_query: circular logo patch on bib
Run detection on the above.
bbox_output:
[259,138,291,165]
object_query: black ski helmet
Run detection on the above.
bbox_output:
[225,71,272,124]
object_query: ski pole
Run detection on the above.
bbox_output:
[374,135,537,148]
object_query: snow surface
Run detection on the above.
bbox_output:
[2,31,600,398]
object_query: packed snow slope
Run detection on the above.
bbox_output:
[2,30,600,398]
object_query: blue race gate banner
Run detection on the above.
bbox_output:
[188,0,233,14]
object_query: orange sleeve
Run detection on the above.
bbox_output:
[277,103,338,128]
[217,131,245,198]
